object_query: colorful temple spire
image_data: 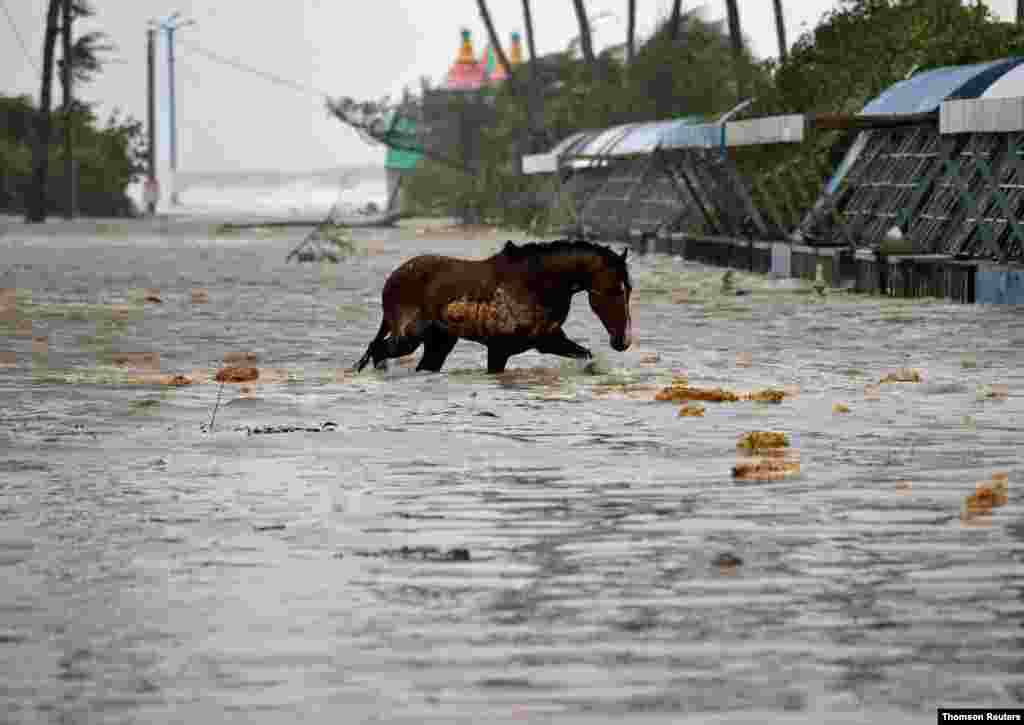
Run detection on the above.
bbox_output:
[445,28,486,90]
[478,32,525,87]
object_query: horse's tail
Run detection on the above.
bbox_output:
[354,318,389,372]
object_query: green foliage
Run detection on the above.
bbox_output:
[0,94,145,216]
[775,0,1024,114]
[402,1,1024,233]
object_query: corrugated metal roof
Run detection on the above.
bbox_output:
[860,58,1024,116]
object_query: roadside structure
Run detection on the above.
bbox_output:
[523,56,1024,302]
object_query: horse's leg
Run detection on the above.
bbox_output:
[355,319,389,372]
[374,334,423,369]
[417,324,458,372]
[535,329,592,360]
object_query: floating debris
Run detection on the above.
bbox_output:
[124,373,192,387]
[895,480,913,494]
[864,384,881,400]
[238,421,338,435]
[735,352,753,368]
[670,289,691,304]
[352,545,471,562]
[143,289,162,304]
[678,403,705,417]
[656,384,740,403]
[592,383,659,400]
[962,473,1010,521]
[879,367,922,383]
[745,388,786,403]
[713,553,744,572]
[253,523,286,532]
[110,352,160,370]
[732,458,801,481]
[737,431,789,451]
[190,288,209,304]
[961,353,978,369]
[496,367,561,386]
[977,383,1009,400]
[224,351,258,366]
[215,365,259,383]
[832,402,851,414]
[638,351,660,364]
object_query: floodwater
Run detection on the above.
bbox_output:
[1,219,1022,724]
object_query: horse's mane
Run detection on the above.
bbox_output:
[499,238,630,283]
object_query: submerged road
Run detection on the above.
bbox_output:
[0,220,1022,723]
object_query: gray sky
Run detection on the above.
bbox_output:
[1,1,1018,173]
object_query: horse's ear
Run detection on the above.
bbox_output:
[504,240,518,252]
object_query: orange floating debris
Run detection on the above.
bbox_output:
[143,288,162,303]
[879,367,922,383]
[190,288,209,304]
[737,431,789,451]
[962,473,1010,520]
[224,351,258,366]
[732,458,801,481]
[745,388,786,403]
[0,351,16,368]
[111,351,160,370]
[14,319,32,337]
[670,289,691,304]
[735,352,753,367]
[678,403,705,417]
[656,385,740,402]
[895,480,913,494]
[638,351,660,364]
[864,384,881,400]
[215,365,259,383]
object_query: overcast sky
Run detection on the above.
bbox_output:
[1,1,1018,173]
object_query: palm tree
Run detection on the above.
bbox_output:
[773,0,788,60]
[25,0,62,223]
[570,0,597,77]
[669,0,682,42]
[475,0,514,89]
[724,0,745,100]
[626,0,636,64]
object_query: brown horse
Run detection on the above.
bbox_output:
[354,239,633,374]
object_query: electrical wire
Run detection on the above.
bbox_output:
[178,38,331,99]
[1,0,38,73]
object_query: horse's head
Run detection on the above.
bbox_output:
[587,247,633,352]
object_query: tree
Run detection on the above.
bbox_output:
[25,0,62,223]
[669,0,682,42]
[724,0,745,101]
[773,0,788,60]
[570,0,597,77]
[476,0,515,91]
[521,0,547,150]
[775,0,1024,115]
[626,0,636,64]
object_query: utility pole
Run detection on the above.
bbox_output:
[61,0,75,219]
[159,13,194,207]
[146,21,158,214]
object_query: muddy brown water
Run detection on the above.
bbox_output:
[1,221,1022,724]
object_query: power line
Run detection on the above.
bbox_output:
[178,38,332,99]
[1,0,38,73]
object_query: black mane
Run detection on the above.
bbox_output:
[500,238,630,285]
